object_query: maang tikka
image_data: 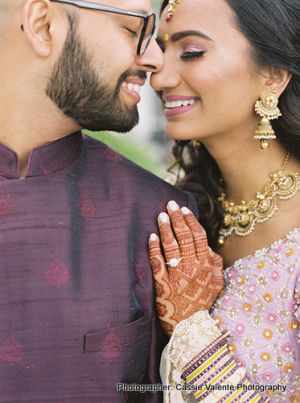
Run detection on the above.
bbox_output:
[254,90,282,150]
[165,0,181,21]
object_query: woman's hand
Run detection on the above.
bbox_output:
[148,201,223,336]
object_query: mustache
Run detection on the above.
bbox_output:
[120,69,147,82]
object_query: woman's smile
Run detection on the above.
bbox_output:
[163,95,200,117]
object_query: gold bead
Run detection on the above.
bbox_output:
[261,140,269,150]
[239,213,250,227]
[224,214,232,227]
[256,192,265,200]
[218,236,225,246]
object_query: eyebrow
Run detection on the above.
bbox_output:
[158,30,213,43]
[138,10,149,14]
[130,9,150,15]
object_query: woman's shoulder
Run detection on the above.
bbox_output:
[228,226,300,269]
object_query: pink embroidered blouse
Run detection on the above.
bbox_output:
[211,227,300,400]
[160,228,300,402]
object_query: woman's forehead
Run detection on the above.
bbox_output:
[158,0,236,39]
[160,0,234,28]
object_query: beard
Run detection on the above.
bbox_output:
[46,13,145,132]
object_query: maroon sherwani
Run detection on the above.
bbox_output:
[0,132,196,402]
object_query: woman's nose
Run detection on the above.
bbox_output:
[150,55,181,92]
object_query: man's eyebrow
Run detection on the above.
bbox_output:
[170,30,213,42]
[130,9,151,15]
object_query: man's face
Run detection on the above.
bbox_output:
[46,0,158,132]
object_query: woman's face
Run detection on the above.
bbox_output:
[151,0,265,144]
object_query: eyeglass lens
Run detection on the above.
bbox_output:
[139,14,155,56]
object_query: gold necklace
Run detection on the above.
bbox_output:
[218,153,300,246]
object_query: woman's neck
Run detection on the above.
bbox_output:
[204,137,295,203]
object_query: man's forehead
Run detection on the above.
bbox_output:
[102,0,153,13]
[0,0,25,13]
[1,0,153,14]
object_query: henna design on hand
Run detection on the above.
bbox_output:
[149,202,224,336]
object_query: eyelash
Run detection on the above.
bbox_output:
[126,28,138,38]
[181,51,205,60]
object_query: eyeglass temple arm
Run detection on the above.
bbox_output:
[50,0,149,18]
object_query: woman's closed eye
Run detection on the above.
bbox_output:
[181,50,206,60]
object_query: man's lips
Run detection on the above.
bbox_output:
[125,77,146,86]
[121,77,146,103]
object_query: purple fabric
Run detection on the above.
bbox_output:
[0,132,197,402]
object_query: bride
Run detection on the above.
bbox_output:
[148,0,300,401]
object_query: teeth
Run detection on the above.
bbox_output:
[165,99,196,108]
[124,82,142,94]
[133,84,141,94]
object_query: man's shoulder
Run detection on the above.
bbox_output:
[83,135,196,210]
[84,136,182,193]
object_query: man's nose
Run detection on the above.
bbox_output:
[136,38,164,73]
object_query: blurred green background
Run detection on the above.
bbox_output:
[85,1,172,180]
[87,131,169,178]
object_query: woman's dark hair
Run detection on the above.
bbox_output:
[160,0,300,249]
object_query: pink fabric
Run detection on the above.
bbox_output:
[212,228,300,400]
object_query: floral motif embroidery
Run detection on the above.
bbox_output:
[100,327,122,361]
[264,292,273,302]
[45,254,70,288]
[78,188,96,219]
[0,333,23,365]
[261,352,271,361]
[243,303,252,312]
[210,227,300,401]
[262,329,273,339]
[257,261,265,270]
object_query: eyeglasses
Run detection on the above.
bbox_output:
[50,0,156,56]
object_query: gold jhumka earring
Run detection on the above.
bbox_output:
[254,90,282,150]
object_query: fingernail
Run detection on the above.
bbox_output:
[159,212,169,223]
[150,233,158,241]
[168,200,179,211]
[181,207,190,215]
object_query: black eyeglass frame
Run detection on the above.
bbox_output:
[50,0,156,56]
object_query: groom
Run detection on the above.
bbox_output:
[0,0,201,402]
[0,0,200,403]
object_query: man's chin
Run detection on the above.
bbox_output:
[83,111,139,133]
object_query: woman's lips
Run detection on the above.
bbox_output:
[163,96,200,117]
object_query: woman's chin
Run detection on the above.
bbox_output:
[165,123,199,142]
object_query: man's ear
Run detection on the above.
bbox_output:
[21,0,53,57]
[260,67,292,98]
